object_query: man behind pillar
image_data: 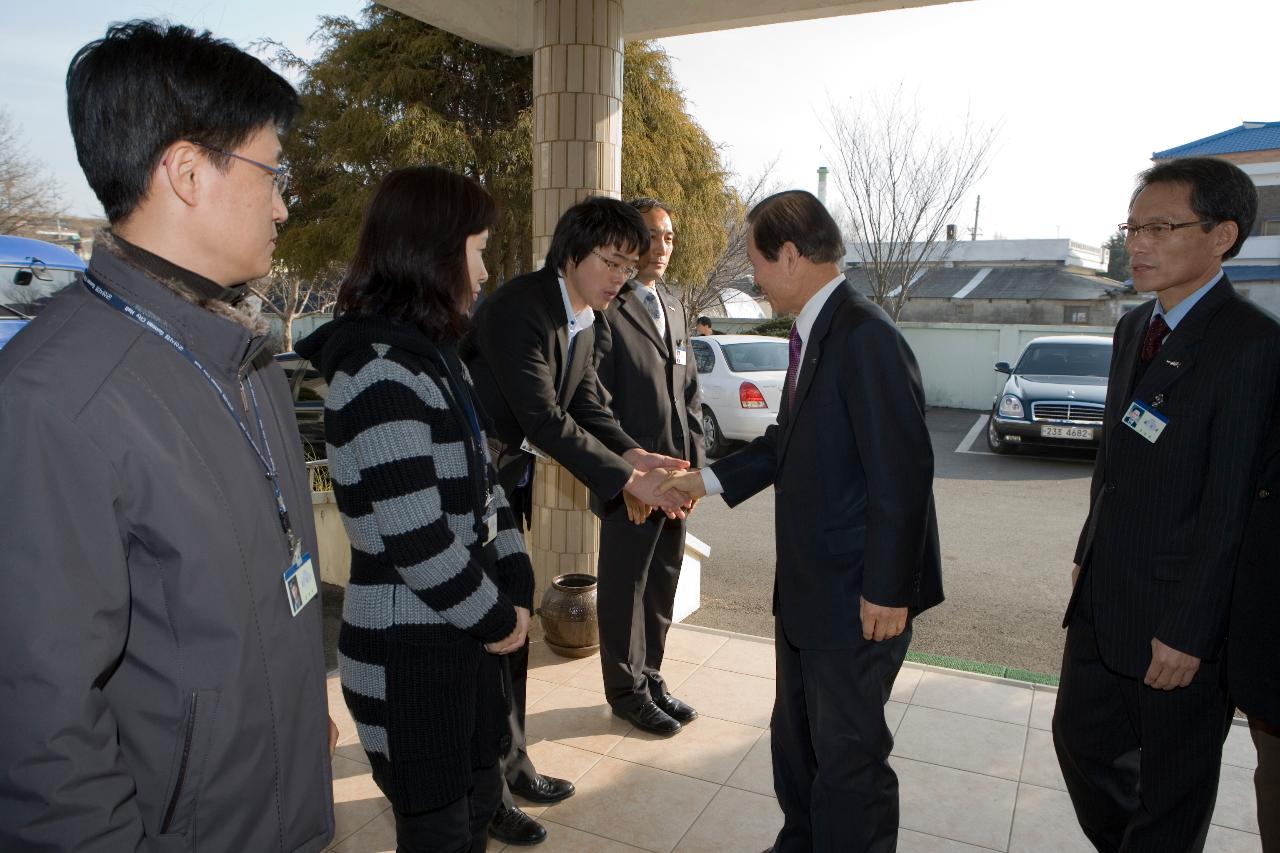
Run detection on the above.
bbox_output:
[591,198,705,736]
[1053,157,1280,851]
[462,196,691,846]
[658,190,943,852]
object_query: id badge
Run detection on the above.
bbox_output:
[484,512,499,545]
[519,437,551,460]
[674,345,687,366]
[283,552,319,617]
[1121,400,1168,444]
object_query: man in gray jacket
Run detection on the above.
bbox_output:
[0,22,335,852]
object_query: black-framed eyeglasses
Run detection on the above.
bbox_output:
[1117,220,1215,240]
[193,141,290,196]
[591,249,639,279]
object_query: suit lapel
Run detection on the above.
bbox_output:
[537,268,576,405]
[1129,278,1235,411]
[777,282,849,464]
[661,284,685,349]
[618,283,670,356]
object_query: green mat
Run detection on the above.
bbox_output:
[905,652,1060,687]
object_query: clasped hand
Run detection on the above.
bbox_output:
[623,450,693,521]
[484,605,530,655]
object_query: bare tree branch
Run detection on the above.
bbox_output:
[251,262,342,350]
[0,110,64,234]
[825,89,997,321]
[672,157,780,330]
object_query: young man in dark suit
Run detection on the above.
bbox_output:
[592,198,705,736]
[1054,157,1280,852]
[463,196,690,846]
[1229,410,1280,850]
[659,190,944,852]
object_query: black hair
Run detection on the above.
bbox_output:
[544,196,650,272]
[696,316,712,326]
[628,197,674,218]
[1133,157,1257,260]
[66,20,299,222]
[747,190,845,264]
[335,166,496,341]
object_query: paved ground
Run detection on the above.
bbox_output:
[684,407,1097,677]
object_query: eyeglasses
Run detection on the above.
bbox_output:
[1117,220,1215,240]
[193,141,290,197]
[591,249,639,279]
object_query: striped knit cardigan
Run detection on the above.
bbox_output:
[295,315,534,812]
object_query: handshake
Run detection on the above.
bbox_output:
[620,448,709,525]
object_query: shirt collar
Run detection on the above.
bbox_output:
[112,231,245,304]
[1152,268,1222,330]
[557,275,596,340]
[794,273,846,344]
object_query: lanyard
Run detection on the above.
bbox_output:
[431,347,494,519]
[82,275,298,555]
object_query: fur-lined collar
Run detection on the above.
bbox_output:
[97,229,269,337]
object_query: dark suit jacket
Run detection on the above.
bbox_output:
[710,281,944,649]
[461,266,638,503]
[591,281,704,516]
[1228,403,1280,726]
[1069,276,1280,678]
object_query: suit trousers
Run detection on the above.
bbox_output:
[596,510,685,711]
[1053,580,1232,853]
[393,761,502,853]
[1251,717,1280,852]
[499,640,539,808]
[770,614,910,853]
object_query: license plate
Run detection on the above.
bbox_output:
[1041,425,1093,440]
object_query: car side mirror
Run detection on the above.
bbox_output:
[13,270,32,287]
[994,361,1011,374]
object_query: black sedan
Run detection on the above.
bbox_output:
[986,335,1112,454]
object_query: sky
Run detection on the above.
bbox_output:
[2,0,1276,248]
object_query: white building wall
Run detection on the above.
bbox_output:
[898,321,1113,411]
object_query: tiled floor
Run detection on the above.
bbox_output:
[326,624,1264,852]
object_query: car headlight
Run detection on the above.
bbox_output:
[998,394,1024,418]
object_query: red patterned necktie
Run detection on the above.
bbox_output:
[785,324,803,412]
[1140,313,1170,364]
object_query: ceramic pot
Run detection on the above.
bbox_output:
[538,573,599,658]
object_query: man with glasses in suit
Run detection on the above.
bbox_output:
[1054,157,1280,852]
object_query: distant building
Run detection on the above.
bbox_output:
[843,238,1138,326]
[1153,120,1280,317]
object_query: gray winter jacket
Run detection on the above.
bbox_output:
[0,244,335,852]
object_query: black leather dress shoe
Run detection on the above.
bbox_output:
[614,700,681,735]
[508,773,576,804]
[488,805,547,846]
[653,693,698,723]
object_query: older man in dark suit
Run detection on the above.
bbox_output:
[1229,409,1280,851]
[592,198,705,736]
[1054,157,1280,852]
[463,196,689,846]
[660,190,944,852]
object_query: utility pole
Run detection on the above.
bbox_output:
[969,195,981,241]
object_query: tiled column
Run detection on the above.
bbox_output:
[527,0,624,598]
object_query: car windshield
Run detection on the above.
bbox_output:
[720,341,789,373]
[1015,343,1112,377]
[0,266,80,318]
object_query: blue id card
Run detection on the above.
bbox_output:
[283,552,318,616]
[1121,400,1168,444]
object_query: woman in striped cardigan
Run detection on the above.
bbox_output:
[295,167,533,853]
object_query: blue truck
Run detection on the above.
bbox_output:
[0,235,87,350]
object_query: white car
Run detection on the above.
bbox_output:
[690,334,788,456]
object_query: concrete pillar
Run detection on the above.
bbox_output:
[527,0,624,597]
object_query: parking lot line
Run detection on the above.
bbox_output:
[954,414,988,455]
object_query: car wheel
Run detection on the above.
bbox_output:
[986,413,1015,454]
[702,406,726,458]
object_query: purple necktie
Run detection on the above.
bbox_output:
[785,324,802,413]
[1140,313,1170,364]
